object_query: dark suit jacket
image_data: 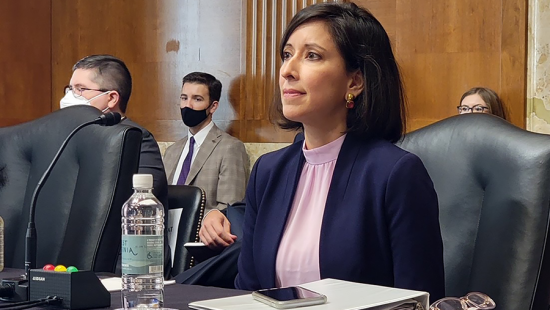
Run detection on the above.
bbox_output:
[235,134,445,301]
[121,118,168,207]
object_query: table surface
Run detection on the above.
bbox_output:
[0,268,249,309]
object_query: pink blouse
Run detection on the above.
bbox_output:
[275,134,346,287]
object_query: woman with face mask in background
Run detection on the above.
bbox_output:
[235,2,445,301]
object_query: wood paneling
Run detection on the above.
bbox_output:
[51,0,244,142]
[237,0,526,140]
[356,0,526,130]
[1,0,527,141]
[0,1,51,127]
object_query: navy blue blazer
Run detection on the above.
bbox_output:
[235,134,445,301]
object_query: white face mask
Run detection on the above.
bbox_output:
[59,90,111,110]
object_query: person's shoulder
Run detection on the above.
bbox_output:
[121,117,145,131]
[351,136,420,170]
[165,137,186,152]
[211,126,246,153]
[364,138,409,157]
[122,117,154,139]
[218,130,245,145]
[254,141,302,170]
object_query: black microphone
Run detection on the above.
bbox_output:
[24,112,122,287]
[97,111,122,126]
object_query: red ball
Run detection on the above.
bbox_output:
[43,264,55,271]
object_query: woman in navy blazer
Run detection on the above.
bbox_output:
[235,2,445,301]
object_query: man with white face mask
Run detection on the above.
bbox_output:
[60,84,111,110]
[60,55,168,207]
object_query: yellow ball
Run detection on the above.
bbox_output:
[54,265,67,272]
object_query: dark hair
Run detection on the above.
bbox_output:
[182,72,222,103]
[272,2,406,143]
[460,87,507,120]
[73,54,132,113]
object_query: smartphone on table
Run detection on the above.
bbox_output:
[252,286,327,309]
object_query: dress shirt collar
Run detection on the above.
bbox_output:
[187,120,215,148]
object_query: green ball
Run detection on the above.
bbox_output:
[66,266,79,273]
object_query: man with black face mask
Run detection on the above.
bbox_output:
[163,72,249,251]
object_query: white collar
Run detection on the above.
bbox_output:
[187,121,215,147]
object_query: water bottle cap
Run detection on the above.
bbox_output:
[133,174,153,188]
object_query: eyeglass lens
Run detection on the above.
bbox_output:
[465,293,495,308]
[431,299,463,310]
[431,292,495,310]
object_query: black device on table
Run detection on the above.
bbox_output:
[252,286,327,309]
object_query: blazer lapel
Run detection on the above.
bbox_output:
[185,125,222,185]
[319,134,361,277]
[166,138,187,182]
[264,143,306,287]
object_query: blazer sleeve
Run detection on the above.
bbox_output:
[215,139,249,210]
[235,156,261,290]
[385,153,445,301]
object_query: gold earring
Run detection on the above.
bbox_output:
[346,93,355,109]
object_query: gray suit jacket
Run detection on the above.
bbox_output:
[163,124,249,212]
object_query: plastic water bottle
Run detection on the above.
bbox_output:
[121,174,164,308]
[0,215,3,272]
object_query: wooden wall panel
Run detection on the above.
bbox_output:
[51,0,244,142]
[0,1,51,127]
[1,0,527,141]
[238,0,526,140]
[501,0,528,127]
[356,0,526,130]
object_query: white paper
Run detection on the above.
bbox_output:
[101,277,176,292]
[188,278,428,310]
[167,208,183,266]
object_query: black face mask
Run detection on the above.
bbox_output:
[180,106,210,127]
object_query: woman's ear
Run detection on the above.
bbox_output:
[348,70,364,98]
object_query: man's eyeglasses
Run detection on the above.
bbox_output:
[64,85,108,99]
[457,105,489,114]
[430,292,495,310]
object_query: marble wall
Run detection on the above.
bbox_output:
[527,0,550,133]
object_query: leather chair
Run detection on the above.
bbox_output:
[397,114,550,310]
[0,105,142,273]
[167,184,206,278]
[173,201,245,288]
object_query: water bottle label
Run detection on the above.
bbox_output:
[121,235,163,274]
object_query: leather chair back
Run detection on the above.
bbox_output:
[167,184,206,277]
[0,106,142,272]
[397,114,550,310]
